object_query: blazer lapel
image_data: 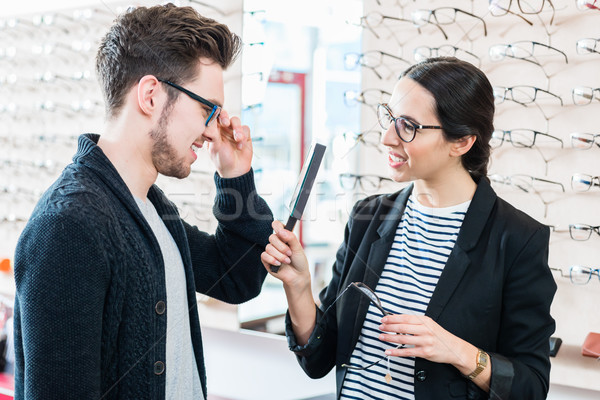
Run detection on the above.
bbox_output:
[426,179,497,321]
[362,185,413,288]
[345,186,413,351]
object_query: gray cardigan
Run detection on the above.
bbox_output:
[286,180,556,399]
[14,134,273,399]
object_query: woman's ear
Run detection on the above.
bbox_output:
[450,135,476,157]
[137,75,161,116]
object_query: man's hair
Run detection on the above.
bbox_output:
[95,3,241,119]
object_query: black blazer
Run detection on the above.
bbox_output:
[286,179,557,400]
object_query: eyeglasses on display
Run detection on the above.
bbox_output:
[344,51,411,81]
[550,266,600,285]
[571,133,600,149]
[489,0,555,24]
[571,173,600,192]
[569,224,600,241]
[411,7,487,40]
[576,0,600,11]
[342,130,383,153]
[377,103,442,143]
[347,11,414,40]
[572,86,600,105]
[491,129,563,149]
[157,78,221,127]
[493,85,563,106]
[339,173,394,191]
[344,89,391,108]
[489,41,568,66]
[489,174,565,193]
[413,45,481,67]
[373,0,416,7]
[576,38,600,55]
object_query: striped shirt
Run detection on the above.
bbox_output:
[340,195,470,400]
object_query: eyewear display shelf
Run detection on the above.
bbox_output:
[550,343,600,392]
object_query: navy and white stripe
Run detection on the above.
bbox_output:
[340,195,470,400]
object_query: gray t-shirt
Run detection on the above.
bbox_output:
[135,197,203,400]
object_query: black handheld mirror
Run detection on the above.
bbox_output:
[270,142,326,273]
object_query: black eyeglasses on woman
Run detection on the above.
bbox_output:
[377,103,442,143]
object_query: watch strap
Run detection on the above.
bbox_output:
[466,349,488,380]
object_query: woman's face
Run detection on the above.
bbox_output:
[381,77,458,185]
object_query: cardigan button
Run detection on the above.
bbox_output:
[415,370,427,382]
[155,301,166,315]
[154,361,165,375]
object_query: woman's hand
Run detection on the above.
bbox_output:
[378,314,476,369]
[261,220,311,292]
[261,220,317,345]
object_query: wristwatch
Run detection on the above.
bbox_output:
[466,349,489,380]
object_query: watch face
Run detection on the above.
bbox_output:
[478,350,489,366]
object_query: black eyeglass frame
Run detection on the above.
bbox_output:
[493,85,564,106]
[489,0,555,24]
[339,173,394,191]
[413,44,481,67]
[377,103,443,143]
[568,224,600,241]
[411,7,488,40]
[489,41,568,65]
[157,78,221,127]
[491,129,564,149]
[320,282,405,371]
[489,173,565,193]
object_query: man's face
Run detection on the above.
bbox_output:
[150,60,224,179]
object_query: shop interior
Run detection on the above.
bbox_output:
[0,0,599,399]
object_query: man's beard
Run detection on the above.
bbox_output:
[149,104,191,179]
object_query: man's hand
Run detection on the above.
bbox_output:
[206,109,253,178]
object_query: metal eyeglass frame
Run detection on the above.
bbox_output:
[493,85,564,106]
[411,7,487,40]
[571,173,600,191]
[377,103,443,143]
[344,50,411,80]
[342,130,383,152]
[570,133,600,149]
[339,173,394,191]
[413,44,481,67]
[572,86,600,106]
[489,0,555,25]
[489,41,568,66]
[344,89,392,108]
[349,11,416,40]
[577,0,600,11]
[568,224,600,241]
[489,174,565,193]
[576,38,600,55]
[550,266,600,284]
[157,78,221,127]
[491,129,564,149]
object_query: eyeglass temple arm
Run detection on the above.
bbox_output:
[531,41,568,63]
[457,9,488,36]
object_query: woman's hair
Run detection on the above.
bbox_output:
[401,57,495,182]
[96,3,241,119]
